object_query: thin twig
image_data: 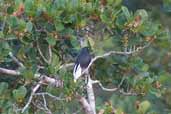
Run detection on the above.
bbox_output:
[34,92,65,101]
[81,44,150,76]
[42,94,52,114]
[118,89,144,96]
[58,63,74,70]
[21,81,43,113]
[0,37,18,42]
[48,45,52,64]
[9,52,25,68]
[32,101,46,110]
[91,77,125,92]
[92,78,142,96]
[37,42,51,64]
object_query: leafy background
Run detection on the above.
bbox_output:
[0,0,171,114]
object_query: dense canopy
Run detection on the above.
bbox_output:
[0,0,171,114]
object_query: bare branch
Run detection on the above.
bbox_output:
[0,67,63,113]
[82,44,150,76]
[58,63,74,70]
[0,67,63,88]
[118,89,144,96]
[0,67,20,75]
[92,77,126,92]
[0,37,17,41]
[40,75,63,88]
[34,92,65,101]
[12,104,22,114]
[9,52,25,68]
[32,100,52,114]
[76,95,94,114]
[21,80,43,113]
[48,45,52,64]
[92,78,142,96]
[42,94,52,114]
[37,41,52,64]
[86,75,96,114]
[32,92,65,114]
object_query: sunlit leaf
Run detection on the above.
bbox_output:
[46,37,56,46]
[12,86,27,101]
[137,100,151,114]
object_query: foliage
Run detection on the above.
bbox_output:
[0,0,170,114]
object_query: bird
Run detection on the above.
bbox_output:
[73,47,91,82]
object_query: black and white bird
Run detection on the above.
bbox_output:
[73,47,91,82]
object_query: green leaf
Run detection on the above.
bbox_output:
[15,0,23,6]
[47,65,56,74]
[18,19,26,30]
[70,35,79,48]
[55,23,65,32]
[26,21,33,32]
[8,16,18,28]
[24,0,34,12]
[21,69,34,80]
[121,6,131,21]
[141,23,159,36]
[0,82,8,95]
[135,9,148,22]
[7,6,14,14]
[46,37,56,46]
[115,13,127,28]
[0,31,4,38]
[13,86,27,101]
[51,54,60,68]
[142,64,149,72]
[100,14,109,23]
[137,100,151,114]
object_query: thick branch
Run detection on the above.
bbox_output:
[76,95,94,114]
[86,75,96,114]
[0,67,20,75]
[0,67,63,88]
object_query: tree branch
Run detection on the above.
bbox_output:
[76,95,94,114]
[9,52,25,68]
[86,75,96,114]
[92,79,143,96]
[82,44,150,76]
[0,67,20,75]
[58,63,74,70]
[91,77,125,92]
[0,67,63,87]
[37,41,52,64]
[48,45,52,64]
[34,92,65,101]
[21,80,43,113]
